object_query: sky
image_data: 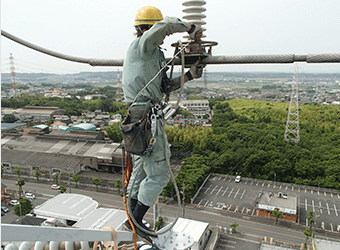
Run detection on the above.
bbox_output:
[1,0,340,74]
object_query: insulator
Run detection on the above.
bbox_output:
[182,0,207,39]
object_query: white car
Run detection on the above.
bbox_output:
[235,176,241,183]
[25,193,35,199]
[10,200,19,206]
[51,184,60,190]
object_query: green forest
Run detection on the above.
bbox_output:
[163,99,340,201]
[1,94,128,117]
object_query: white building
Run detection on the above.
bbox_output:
[31,194,209,250]
[179,100,212,119]
[173,218,210,250]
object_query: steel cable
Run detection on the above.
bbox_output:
[3,30,340,67]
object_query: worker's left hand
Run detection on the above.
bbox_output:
[188,24,203,41]
[186,60,205,80]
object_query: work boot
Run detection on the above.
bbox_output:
[124,198,152,231]
[123,201,154,245]
[129,197,138,212]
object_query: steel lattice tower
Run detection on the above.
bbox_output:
[203,67,207,88]
[284,72,300,144]
[9,53,18,93]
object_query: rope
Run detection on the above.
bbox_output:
[132,41,192,104]
[174,41,186,109]
[101,227,119,250]
[123,152,138,250]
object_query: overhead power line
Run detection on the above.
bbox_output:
[2,29,340,67]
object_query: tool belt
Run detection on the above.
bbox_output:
[119,101,154,156]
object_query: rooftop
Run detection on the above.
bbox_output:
[1,134,122,162]
[257,192,297,215]
[34,193,99,222]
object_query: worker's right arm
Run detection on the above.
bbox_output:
[138,17,190,57]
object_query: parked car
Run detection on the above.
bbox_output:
[235,176,241,183]
[51,184,60,190]
[9,200,19,206]
[25,193,35,200]
[1,210,4,216]
[1,206,9,213]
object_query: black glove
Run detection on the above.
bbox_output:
[188,24,203,41]
[185,60,204,80]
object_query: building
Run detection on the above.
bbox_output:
[10,193,208,250]
[84,94,106,100]
[19,106,66,122]
[1,122,26,135]
[313,238,340,250]
[1,131,123,181]
[256,192,297,222]
[179,99,212,119]
[173,218,210,250]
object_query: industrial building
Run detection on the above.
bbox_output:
[15,193,210,250]
[1,130,123,181]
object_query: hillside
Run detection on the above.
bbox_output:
[164,99,340,201]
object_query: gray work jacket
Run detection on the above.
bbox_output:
[122,17,189,105]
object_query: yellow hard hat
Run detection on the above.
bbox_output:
[134,6,163,26]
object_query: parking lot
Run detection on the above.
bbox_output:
[193,174,340,232]
[1,192,50,224]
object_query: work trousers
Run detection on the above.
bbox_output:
[127,119,171,207]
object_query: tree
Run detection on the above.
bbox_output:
[13,198,33,217]
[72,174,81,188]
[105,122,123,142]
[115,179,122,195]
[92,177,102,191]
[154,217,163,231]
[16,178,25,198]
[307,211,315,230]
[15,167,22,178]
[303,228,312,248]
[2,114,16,123]
[46,120,53,126]
[34,169,41,183]
[271,208,284,225]
[53,173,59,185]
[180,110,194,117]
[230,221,239,233]
[59,185,67,193]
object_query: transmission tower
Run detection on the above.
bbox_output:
[203,67,207,88]
[117,69,121,84]
[9,53,19,95]
[284,65,300,144]
[115,69,123,99]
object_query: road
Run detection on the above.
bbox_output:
[2,179,338,247]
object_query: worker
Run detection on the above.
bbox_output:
[121,6,204,245]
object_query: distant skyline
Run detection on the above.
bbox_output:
[1,0,340,74]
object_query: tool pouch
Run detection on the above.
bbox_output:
[119,102,152,156]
